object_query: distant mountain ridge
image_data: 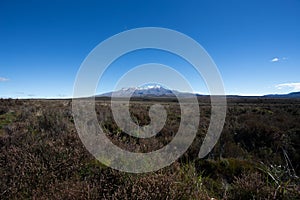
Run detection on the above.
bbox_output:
[98,84,199,98]
[264,91,300,98]
[98,85,300,99]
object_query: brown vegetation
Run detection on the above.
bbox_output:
[0,98,299,199]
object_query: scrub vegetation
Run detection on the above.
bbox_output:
[0,98,299,199]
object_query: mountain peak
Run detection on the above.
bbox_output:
[99,84,199,98]
[136,84,163,90]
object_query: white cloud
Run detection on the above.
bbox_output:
[275,82,300,92]
[0,77,9,82]
[270,57,288,63]
[271,57,279,62]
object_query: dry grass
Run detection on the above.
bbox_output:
[0,98,299,199]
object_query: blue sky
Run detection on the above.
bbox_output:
[0,0,300,98]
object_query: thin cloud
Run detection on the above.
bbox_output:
[271,57,279,62]
[0,77,9,82]
[57,94,68,97]
[270,57,288,63]
[275,82,300,92]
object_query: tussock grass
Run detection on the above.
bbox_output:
[0,98,299,199]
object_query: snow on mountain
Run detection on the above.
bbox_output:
[99,84,199,98]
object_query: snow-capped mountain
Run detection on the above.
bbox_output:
[99,84,199,98]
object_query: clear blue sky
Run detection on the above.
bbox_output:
[0,0,300,98]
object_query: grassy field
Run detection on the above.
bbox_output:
[0,98,299,199]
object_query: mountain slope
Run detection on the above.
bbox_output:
[264,91,300,98]
[99,84,199,98]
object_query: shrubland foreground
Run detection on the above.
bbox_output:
[0,98,299,199]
